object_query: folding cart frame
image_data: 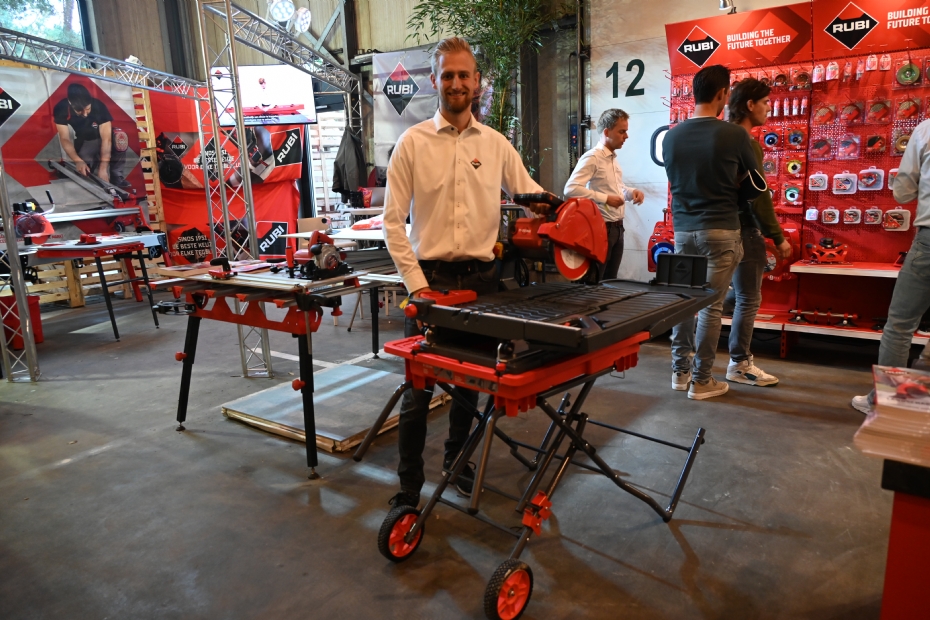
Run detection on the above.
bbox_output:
[372,333,705,620]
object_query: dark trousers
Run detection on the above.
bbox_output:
[397,261,501,494]
[597,220,624,281]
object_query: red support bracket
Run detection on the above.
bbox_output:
[521,491,553,536]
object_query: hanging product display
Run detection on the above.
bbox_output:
[884,209,911,231]
[821,206,840,224]
[858,168,884,191]
[832,172,857,195]
[808,171,828,190]
[843,206,862,225]
[864,207,883,225]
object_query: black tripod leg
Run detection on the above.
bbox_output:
[352,380,412,462]
[176,315,201,431]
[297,332,320,479]
[370,285,380,357]
[137,250,159,328]
[96,256,120,340]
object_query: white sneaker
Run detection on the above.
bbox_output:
[688,376,729,400]
[727,357,779,386]
[672,370,691,391]
[851,394,873,415]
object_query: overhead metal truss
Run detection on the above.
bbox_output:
[0,6,360,381]
[204,2,361,135]
[0,27,205,99]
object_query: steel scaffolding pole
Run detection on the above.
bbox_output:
[0,152,40,382]
[196,0,274,379]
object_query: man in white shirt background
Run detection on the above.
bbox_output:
[383,37,551,508]
[564,108,644,281]
[852,117,930,414]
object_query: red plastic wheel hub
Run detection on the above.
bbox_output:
[388,513,420,558]
[497,569,531,620]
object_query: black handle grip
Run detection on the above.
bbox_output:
[210,256,230,271]
[513,192,562,208]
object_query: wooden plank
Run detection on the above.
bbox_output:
[63,259,86,307]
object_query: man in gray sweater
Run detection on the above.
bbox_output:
[662,64,758,400]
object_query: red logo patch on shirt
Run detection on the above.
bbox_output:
[470,158,481,169]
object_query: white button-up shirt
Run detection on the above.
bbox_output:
[384,110,544,293]
[563,142,638,222]
[894,118,930,228]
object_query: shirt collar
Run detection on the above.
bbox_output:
[597,142,616,158]
[432,109,482,135]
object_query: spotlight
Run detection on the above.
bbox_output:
[292,7,312,33]
[268,0,295,22]
[719,0,736,12]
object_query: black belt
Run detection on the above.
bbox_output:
[418,258,495,275]
[606,220,624,227]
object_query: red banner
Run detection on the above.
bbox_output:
[666,3,814,75]
[813,0,930,57]
[149,91,301,263]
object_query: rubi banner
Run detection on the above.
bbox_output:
[812,0,930,57]
[665,3,814,75]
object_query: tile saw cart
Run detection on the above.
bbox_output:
[361,252,716,620]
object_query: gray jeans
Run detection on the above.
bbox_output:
[671,229,743,382]
[728,227,766,363]
[878,227,930,367]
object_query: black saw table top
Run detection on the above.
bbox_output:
[412,280,715,370]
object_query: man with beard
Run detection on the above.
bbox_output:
[383,36,552,509]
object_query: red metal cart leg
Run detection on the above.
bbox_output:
[295,332,320,479]
[175,315,202,431]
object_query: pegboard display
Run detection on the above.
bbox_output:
[803,50,921,264]
[662,0,930,349]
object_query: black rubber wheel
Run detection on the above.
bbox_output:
[377,505,423,562]
[113,221,125,233]
[484,559,534,620]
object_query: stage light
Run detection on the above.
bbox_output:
[268,0,295,22]
[293,7,312,33]
[719,0,736,11]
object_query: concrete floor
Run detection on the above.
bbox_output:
[0,291,892,619]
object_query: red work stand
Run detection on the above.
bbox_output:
[372,333,706,620]
[880,460,930,619]
[164,282,382,479]
[36,241,159,341]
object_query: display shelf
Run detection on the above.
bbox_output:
[789,261,901,278]
[784,321,927,344]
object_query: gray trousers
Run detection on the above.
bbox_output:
[878,227,930,367]
[671,229,743,382]
[728,227,767,363]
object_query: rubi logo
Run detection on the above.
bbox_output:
[677,27,720,67]
[383,63,419,116]
[825,3,878,49]
[0,87,22,128]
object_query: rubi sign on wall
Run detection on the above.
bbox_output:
[813,0,930,57]
[665,3,814,74]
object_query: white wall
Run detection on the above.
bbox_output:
[587,0,801,281]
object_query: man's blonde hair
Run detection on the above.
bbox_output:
[430,37,478,76]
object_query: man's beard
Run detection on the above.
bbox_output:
[441,89,472,114]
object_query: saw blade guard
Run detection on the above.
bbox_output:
[537,197,608,265]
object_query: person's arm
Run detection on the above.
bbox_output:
[382,136,428,295]
[97,120,112,182]
[499,138,552,215]
[747,142,785,247]
[894,125,923,205]
[56,124,89,175]
[564,153,610,205]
